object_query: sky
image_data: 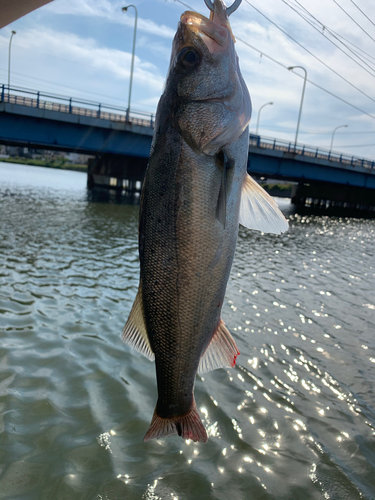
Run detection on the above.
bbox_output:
[1,0,375,160]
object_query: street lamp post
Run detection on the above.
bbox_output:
[288,65,307,149]
[255,101,273,136]
[122,5,138,122]
[330,124,348,151]
[8,30,16,90]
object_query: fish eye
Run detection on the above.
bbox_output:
[177,47,201,69]
[183,50,196,63]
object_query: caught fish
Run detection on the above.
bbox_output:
[122,0,288,443]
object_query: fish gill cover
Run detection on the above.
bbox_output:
[122,0,288,443]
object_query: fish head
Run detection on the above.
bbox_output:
[165,0,251,154]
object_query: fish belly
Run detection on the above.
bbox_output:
[139,127,247,441]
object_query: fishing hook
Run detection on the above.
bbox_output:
[204,0,242,16]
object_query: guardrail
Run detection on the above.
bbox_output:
[0,84,155,128]
[249,134,375,171]
[1,83,374,171]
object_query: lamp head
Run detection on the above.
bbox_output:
[11,30,16,35]
[122,6,128,12]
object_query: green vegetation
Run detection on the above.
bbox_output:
[259,182,293,197]
[1,156,87,172]
[260,182,293,192]
[0,158,294,193]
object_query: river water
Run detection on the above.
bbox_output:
[1,161,374,500]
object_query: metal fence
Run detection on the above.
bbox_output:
[249,134,375,171]
[0,84,154,128]
[1,84,374,170]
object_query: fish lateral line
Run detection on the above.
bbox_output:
[121,0,288,446]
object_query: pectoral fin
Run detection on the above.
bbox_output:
[198,319,239,374]
[216,151,232,228]
[216,164,227,227]
[122,283,154,361]
[239,174,289,234]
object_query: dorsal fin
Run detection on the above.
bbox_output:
[122,283,154,361]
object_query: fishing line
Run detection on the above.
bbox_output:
[0,69,157,111]
[348,0,375,29]
[284,0,375,65]
[331,0,375,44]
[236,35,375,120]
[244,0,375,104]
[280,0,375,78]
[169,0,375,121]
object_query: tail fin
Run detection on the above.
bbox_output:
[144,401,208,443]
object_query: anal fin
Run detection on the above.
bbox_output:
[198,319,239,374]
[122,283,154,361]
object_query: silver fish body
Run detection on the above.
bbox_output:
[123,0,288,443]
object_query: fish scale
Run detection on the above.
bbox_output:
[122,0,288,443]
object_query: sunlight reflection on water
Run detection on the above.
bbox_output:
[0,163,375,500]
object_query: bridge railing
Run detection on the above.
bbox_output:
[249,135,375,170]
[1,83,374,170]
[0,84,155,128]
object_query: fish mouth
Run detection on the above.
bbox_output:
[180,11,230,52]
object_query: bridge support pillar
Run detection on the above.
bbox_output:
[291,183,375,212]
[87,154,148,192]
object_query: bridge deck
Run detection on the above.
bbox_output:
[1,83,374,196]
[2,83,374,171]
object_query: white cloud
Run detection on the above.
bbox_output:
[2,0,375,157]
[45,0,176,39]
[0,26,165,113]
[228,0,375,157]
[2,28,164,90]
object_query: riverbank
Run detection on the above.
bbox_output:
[2,157,294,196]
[0,156,87,172]
[259,182,293,198]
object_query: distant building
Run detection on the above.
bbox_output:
[64,152,92,164]
[0,144,9,158]
[0,145,93,164]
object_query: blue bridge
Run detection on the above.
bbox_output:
[1,84,374,210]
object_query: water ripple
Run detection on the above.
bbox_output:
[1,164,375,499]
